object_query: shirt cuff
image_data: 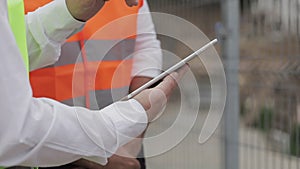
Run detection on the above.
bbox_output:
[33,0,85,42]
[74,99,148,159]
[102,99,148,146]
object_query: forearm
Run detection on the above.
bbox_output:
[26,0,84,70]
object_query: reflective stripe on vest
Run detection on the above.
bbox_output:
[25,0,142,109]
[8,0,29,72]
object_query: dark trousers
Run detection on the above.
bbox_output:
[136,146,146,169]
[10,148,146,169]
[8,147,146,169]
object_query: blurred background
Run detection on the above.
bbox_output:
[143,0,300,168]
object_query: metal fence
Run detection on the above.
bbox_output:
[144,0,300,169]
[145,1,224,169]
[239,0,300,168]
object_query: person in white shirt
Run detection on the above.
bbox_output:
[0,0,188,167]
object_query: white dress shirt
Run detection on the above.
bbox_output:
[0,0,147,167]
[132,1,162,78]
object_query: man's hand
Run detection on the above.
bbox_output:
[65,0,138,21]
[134,65,189,122]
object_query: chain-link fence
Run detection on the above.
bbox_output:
[145,1,223,169]
[239,0,300,168]
[144,0,300,169]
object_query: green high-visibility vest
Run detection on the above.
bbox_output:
[7,0,29,72]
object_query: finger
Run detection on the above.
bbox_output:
[147,89,167,122]
[154,75,177,98]
[125,0,138,7]
[172,64,190,82]
[155,64,189,98]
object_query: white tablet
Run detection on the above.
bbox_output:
[122,38,218,101]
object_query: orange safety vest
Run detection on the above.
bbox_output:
[25,0,143,109]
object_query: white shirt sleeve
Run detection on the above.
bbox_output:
[26,0,85,71]
[0,0,147,167]
[132,0,162,78]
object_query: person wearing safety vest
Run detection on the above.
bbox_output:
[25,0,162,169]
[0,0,187,167]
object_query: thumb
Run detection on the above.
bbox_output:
[147,88,167,122]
